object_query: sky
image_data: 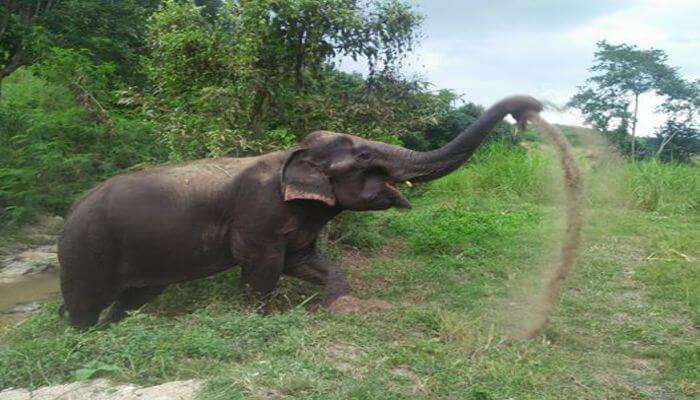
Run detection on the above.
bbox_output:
[338,0,700,136]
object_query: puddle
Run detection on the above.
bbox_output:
[0,269,60,328]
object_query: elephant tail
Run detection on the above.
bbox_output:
[58,303,67,319]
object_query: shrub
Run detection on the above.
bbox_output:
[0,69,163,224]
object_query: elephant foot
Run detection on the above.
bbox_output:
[324,295,392,315]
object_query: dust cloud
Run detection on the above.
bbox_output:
[517,112,584,339]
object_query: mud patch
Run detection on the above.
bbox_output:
[326,343,366,374]
[248,387,285,399]
[0,269,60,316]
[327,295,392,315]
[0,217,61,330]
[339,239,406,271]
[0,246,57,278]
[390,364,427,395]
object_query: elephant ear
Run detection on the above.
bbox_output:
[281,149,336,206]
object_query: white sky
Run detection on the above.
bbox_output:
[338,0,700,136]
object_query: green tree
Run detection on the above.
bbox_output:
[651,120,699,162]
[1,0,161,94]
[569,41,680,158]
[42,0,160,84]
[142,0,424,158]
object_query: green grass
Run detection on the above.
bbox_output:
[1,140,698,399]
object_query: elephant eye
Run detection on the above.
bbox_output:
[357,151,371,161]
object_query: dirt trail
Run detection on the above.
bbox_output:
[0,379,202,400]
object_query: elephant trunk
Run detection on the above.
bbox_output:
[376,95,543,182]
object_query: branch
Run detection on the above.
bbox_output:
[655,130,679,158]
[70,78,117,135]
[0,49,26,78]
[0,4,10,39]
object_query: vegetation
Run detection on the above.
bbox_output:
[1,138,698,399]
[1,1,698,398]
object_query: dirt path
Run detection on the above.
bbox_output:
[541,132,697,398]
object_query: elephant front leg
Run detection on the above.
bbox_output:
[237,241,286,310]
[284,249,350,308]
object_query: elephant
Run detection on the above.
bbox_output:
[57,95,542,328]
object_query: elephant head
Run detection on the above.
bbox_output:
[282,95,543,211]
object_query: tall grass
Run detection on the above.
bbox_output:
[329,141,554,252]
[623,159,699,214]
[428,140,555,204]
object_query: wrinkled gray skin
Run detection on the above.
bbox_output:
[58,95,542,328]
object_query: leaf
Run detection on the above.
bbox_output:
[72,361,122,381]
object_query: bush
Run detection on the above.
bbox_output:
[0,69,163,224]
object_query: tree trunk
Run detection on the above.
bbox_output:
[656,111,694,158]
[655,132,677,158]
[70,77,116,136]
[249,85,270,136]
[294,28,305,93]
[630,92,639,160]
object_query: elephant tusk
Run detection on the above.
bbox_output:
[404,180,413,188]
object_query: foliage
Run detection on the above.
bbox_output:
[0,0,159,88]
[650,120,700,162]
[653,79,700,161]
[0,0,57,84]
[140,0,425,159]
[0,68,163,223]
[403,101,515,151]
[568,40,697,160]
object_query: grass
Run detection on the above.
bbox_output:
[1,138,698,399]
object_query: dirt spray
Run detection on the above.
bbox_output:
[518,112,584,339]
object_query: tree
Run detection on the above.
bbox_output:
[402,100,513,151]
[42,0,160,84]
[568,41,679,158]
[142,0,424,158]
[1,0,161,95]
[653,79,699,161]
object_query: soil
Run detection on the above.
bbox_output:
[518,113,584,339]
[326,295,392,314]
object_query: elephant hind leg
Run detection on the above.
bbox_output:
[62,281,117,329]
[68,306,103,330]
[103,285,167,324]
[64,291,114,329]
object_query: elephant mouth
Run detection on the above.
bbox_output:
[384,180,412,209]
